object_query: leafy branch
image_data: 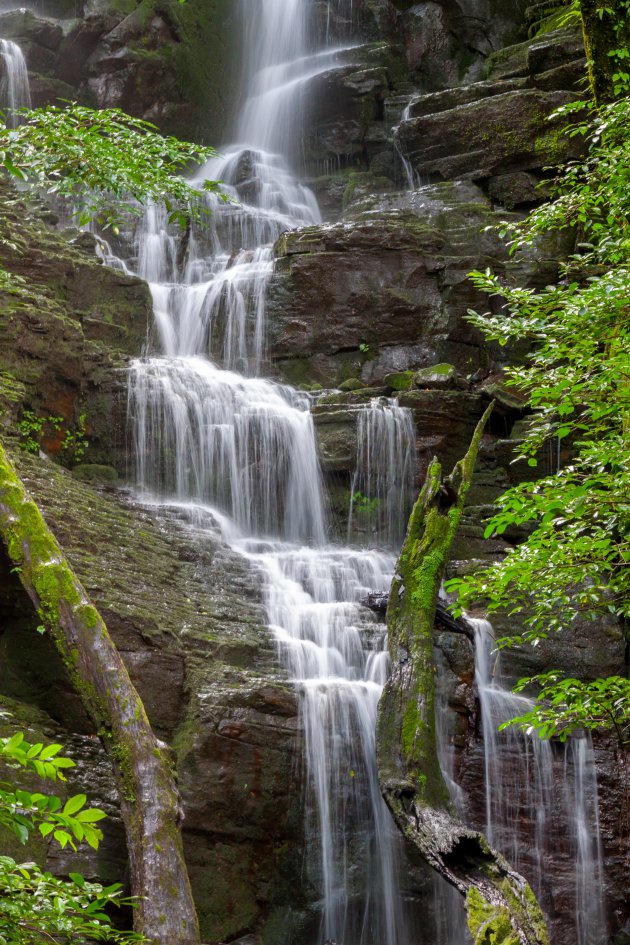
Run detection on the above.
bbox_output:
[446,95,630,740]
[0,104,223,229]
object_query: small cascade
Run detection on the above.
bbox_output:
[0,39,31,127]
[348,398,417,548]
[471,618,607,943]
[565,736,607,945]
[394,102,419,191]
[121,1,415,940]
[473,618,555,889]
[234,540,409,945]
[128,358,326,544]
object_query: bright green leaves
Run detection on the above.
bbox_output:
[0,731,106,851]
[0,856,143,945]
[500,674,630,746]
[0,727,142,943]
[446,95,630,739]
[1,731,74,780]
[0,103,223,229]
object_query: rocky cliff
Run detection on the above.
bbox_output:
[0,1,628,943]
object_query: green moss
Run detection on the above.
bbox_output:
[338,377,364,392]
[383,370,414,391]
[466,887,520,944]
[109,740,137,803]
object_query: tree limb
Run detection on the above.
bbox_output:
[376,403,550,945]
[0,441,200,945]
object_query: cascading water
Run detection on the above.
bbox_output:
[125,1,415,941]
[393,102,419,192]
[471,618,607,944]
[106,0,609,938]
[0,38,31,127]
[348,398,417,548]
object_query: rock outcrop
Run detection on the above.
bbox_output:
[0,449,305,942]
[0,0,628,942]
[0,1,240,142]
[266,181,565,387]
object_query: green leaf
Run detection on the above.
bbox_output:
[39,744,63,761]
[75,808,107,823]
[63,794,87,816]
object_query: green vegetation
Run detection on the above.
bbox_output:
[0,104,221,230]
[578,0,630,103]
[17,412,63,455]
[0,728,142,944]
[17,411,90,465]
[61,414,89,465]
[351,491,380,520]
[447,95,630,740]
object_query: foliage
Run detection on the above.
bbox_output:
[582,0,630,99]
[1,731,105,855]
[351,491,380,519]
[16,411,90,463]
[500,674,630,747]
[0,728,142,944]
[0,859,141,945]
[61,414,89,464]
[0,103,222,229]
[17,412,63,456]
[446,95,630,737]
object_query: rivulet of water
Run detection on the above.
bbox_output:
[471,618,607,944]
[124,2,415,942]
[348,398,417,549]
[0,38,31,127]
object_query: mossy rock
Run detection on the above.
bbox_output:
[383,370,414,391]
[71,463,119,483]
[413,363,458,389]
[338,377,364,392]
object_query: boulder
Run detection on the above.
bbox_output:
[396,88,580,182]
[266,181,562,386]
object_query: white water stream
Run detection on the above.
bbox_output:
[0,38,31,126]
[471,619,607,945]
[126,2,415,941]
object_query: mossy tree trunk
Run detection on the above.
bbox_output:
[579,0,630,104]
[0,441,200,945]
[376,404,550,945]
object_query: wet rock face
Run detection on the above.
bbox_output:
[397,86,580,181]
[395,25,587,186]
[266,181,562,387]
[0,187,151,472]
[0,451,305,941]
[0,1,240,142]
[395,0,531,89]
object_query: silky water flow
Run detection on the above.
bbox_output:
[125,2,415,942]
[113,0,607,940]
[0,38,31,126]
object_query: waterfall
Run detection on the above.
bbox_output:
[394,102,419,192]
[124,1,415,941]
[471,618,608,943]
[97,0,609,937]
[348,398,417,548]
[0,39,31,128]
